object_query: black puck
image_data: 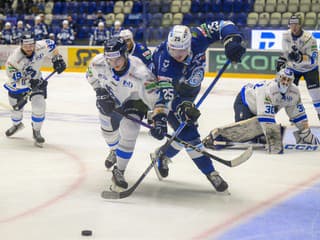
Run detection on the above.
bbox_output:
[81,230,92,236]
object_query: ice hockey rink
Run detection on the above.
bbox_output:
[0,70,319,240]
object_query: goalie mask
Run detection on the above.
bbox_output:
[276,68,294,94]
[167,25,192,63]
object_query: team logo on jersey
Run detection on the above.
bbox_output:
[123,80,133,88]
[185,66,204,87]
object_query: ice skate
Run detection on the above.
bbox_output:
[33,128,45,147]
[207,171,229,193]
[5,123,25,137]
[105,149,116,169]
[150,148,172,180]
[110,166,128,192]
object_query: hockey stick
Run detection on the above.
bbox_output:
[207,140,320,152]
[12,71,56,111]
[114,109,252,167]
[101,60,232,199]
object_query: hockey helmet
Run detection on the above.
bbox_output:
[104,37,127,59]
[119,29,133,41]
[276,68,294,94]
[21,31,35,45]
[167,25,191,62]
[288,14,304,26]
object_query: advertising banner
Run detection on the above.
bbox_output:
[252,30,320,50]
[208,49,281,75]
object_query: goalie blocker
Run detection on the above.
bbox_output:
[203,117,319,154]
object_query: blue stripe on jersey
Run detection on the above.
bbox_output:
[32,116,45,122]
[292,114,307,123]
[116,149,133,159]
[240,86,248,107]
[257,117,276,123]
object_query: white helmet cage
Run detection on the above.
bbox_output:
[277,68,294,94]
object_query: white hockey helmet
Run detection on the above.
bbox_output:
[167,25,191,62]
[276,68,294,94]
[119,29,133,41]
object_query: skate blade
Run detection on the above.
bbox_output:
[216,190,231,196]
[150,153,163,181]
[109,183,126,193]
[34,142,44,148]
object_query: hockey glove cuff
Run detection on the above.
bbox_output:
[223,36,246,63]
[150,112,167,140]
[176,101,200,124]
[275,56,287,72]
[52,54,66,74]
[95,88,115,115]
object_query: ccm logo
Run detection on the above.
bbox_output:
[284,144,318,151]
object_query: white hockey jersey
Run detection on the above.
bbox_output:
[242,80,307,126]
[5,39,57,94]
[282,30,318,73]
[86,54,159,109]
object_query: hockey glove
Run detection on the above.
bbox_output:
[275,56,287,72]
[293,128,320,145]
[223,36,246,63]
[95,88,115,115]
[29,78,48,90]
[52,54,66,74]
[176,101,200,124]
[150,113,167,140]
[288,46,303,63]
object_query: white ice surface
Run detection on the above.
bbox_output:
[0,71,319,240]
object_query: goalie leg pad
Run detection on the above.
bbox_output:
[203,117,264,149]
[264,124,284,154]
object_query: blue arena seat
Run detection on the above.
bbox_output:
[212,0,222,13]
[52,2,62,14]
[105,1,115,14]
[190,0,201,13]
[222,0,233,13]
[182,12,193,25]
[201,0,212,13]
[87,2,97,14]
[132,1,142,13]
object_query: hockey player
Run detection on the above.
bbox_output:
[203,68,319,153]
[86,37,166,191]
[4,32,66,147]
[276,14,320,121]
[89,22,110,46]
[57,20,75,45]
[119,29,152,68]
[150,22,246,192]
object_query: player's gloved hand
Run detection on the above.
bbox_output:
[223,36,246,63]
[52,54,66,74]
[176,101,200,123]
[150,113,167,140]
[288,46,303,63]
[29,78,47,90]
[275,56,287,72]
[293,128,320,145]
[95,88,115,115]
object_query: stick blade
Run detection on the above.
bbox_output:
[101,190,121,199]
[230,145,253,167]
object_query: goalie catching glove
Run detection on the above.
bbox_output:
[293,128,320,145]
